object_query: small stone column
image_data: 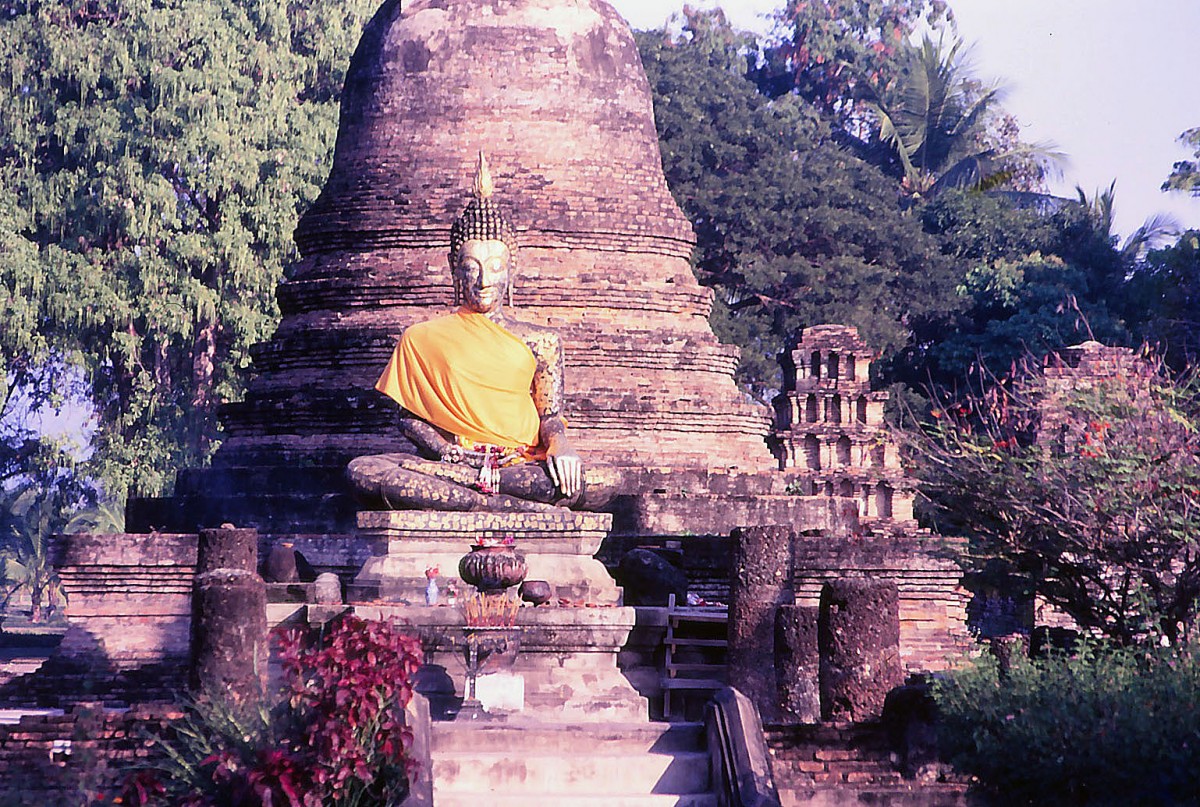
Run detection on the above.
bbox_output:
[775,604,820,723]
[190,527,267,701]
[728,525,795,722]
[819,578,903,721]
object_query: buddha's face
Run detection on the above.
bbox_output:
[454,239,511,314]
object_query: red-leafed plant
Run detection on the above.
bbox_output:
[119,614,422,806]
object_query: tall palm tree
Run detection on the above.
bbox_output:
[863,34,1060,197]
[1076,181,1181,260]
[1,484,65,622]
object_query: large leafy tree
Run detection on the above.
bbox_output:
[898,189,1131,391]
[1125,231,1200,372]
[897,187,1137,391]
[758,2,1053,199]
[1164,126,1200,196]
[757,0,951,126]
[638,9,960,398]
[0,0,376,500]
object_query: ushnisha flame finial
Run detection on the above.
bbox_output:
[450,152,518,263]
[473,151,495,200]
[449,151,519,307]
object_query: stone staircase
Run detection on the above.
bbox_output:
[430,720,716,806]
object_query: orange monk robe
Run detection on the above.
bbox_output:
[375,310,541,449]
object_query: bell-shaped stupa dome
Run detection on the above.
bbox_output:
[135,0,774,534]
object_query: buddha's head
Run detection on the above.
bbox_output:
[450,153,518,313]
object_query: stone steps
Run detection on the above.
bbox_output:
[431,721,715,805]
[433,749,710,793]
[519,691,649,723]
[432,720,704,753]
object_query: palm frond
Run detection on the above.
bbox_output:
[1122,213,1183,260]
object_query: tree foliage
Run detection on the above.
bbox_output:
[897,190,1131,391]
[1124,231,1200,373]
[758,0,1051,197]
[0,482,68,621]
[911,356,1200,645]
[1164,126,1200,197]
[861,34,1058,197]
[638,10,960,397]
[757,0,951,125]
[0,0,376,499]
[0,439,85,620]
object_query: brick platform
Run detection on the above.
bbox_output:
[0,705,180,803]
[767,722,969,806]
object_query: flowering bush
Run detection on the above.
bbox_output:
[120,614,422,806]
[935,641,1200,805]
[909,356,1200,645]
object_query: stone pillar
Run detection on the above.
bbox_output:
[819,578,903,722]
[728,525,795,723]
[855,356,871,382]
[819,440,833,470]
[190,527,267,701]
[775,604,820,723]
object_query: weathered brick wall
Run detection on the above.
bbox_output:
[49,532,196,669]
[793,531,971,673]
[766,722,969,803]
[1040,341,1151,440]
[0,705,179,803]
[0,534,195,708]
[768,722,902,788]
[602,526,970,673]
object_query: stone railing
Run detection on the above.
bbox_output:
[704,687,781,807]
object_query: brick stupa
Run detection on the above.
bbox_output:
[131,0,774,534]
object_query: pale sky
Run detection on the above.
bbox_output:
[609,0,1200,242]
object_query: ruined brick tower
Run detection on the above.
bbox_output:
[770,326,969,669]
[771,325,916,528]
[130,0,774,534]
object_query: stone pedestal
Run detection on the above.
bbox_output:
[343,510,646,723]
[328,603,645,723]
[351,510,619,605]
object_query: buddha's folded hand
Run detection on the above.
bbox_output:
[548,451,583,499]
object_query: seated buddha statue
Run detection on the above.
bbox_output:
[346,155,618,512]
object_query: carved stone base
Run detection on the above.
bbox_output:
[325,603,647,723]
[350,510,620,605]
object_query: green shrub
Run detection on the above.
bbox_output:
[935,642,1200,805]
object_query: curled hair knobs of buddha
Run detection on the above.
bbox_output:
[449,152,519,307]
